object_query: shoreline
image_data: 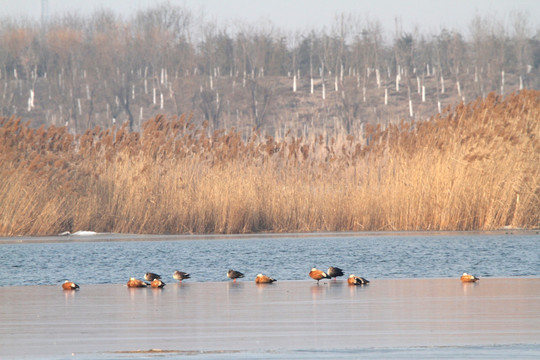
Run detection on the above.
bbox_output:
[1,276,540,289]
[1,228,538,244]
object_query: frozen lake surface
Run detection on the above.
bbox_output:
[0,278,539,359]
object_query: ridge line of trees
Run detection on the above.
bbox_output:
[1,4,539,135]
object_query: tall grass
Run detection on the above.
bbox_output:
[1,91,538,236]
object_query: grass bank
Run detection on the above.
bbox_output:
[1,91,538,235]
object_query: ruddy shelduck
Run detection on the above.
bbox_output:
[227,269,244,282]
[127,277,149,288]
[347,274,370,285]
[309,268,331,284]
[255,274,276,284]
[173,270,191,282]
[151,279,166,288]
[62,280,79,290]
[327,266,344,280]
[460,273,479,282]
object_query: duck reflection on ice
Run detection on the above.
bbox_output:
[311,283,327,298]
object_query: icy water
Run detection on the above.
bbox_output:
[0,232,539,359]
[0,232,538,286]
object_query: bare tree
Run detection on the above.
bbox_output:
[248,78,273,129]
[511,12,533,88]
[132,3,193,72]
[198,89,222,129]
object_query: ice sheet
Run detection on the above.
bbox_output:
[0,278,539,358]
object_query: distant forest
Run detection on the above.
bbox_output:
[1,3,540,136]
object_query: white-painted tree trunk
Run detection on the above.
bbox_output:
[440,75,445,93]
[501,71,505,94]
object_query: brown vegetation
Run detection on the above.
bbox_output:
[0,91,538,236]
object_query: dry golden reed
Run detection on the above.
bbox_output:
[1,91,539,236]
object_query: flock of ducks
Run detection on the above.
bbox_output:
[126,271,190,288]
[61,268,480,290]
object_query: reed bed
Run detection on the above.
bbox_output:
[1,91,539,236]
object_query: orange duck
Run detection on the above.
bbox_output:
[309,268,331,284]
[62,280,79,290]
[460,273,479,282]
[255,274,277,284]
[127,277,149,288]
[151,279,166,288]
[347,274,370,285]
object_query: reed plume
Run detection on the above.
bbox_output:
[0,91,538,235]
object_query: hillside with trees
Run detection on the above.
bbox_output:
[1,3,539,138]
